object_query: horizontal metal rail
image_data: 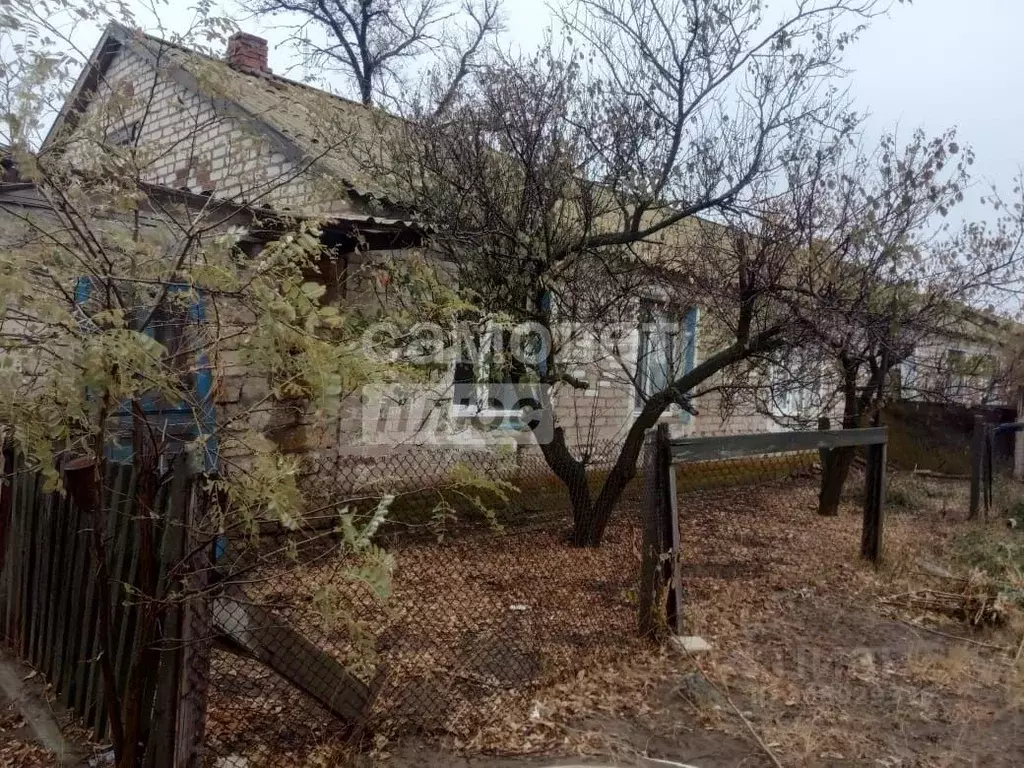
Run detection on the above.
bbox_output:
[991,421,1024,435]
[668,427,887,463]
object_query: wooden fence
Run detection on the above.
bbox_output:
[0,453,210,767]
[639,424,889,636]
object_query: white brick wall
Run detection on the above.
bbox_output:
[62,47,355,215]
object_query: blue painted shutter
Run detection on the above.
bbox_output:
[73,279,218,469]
[680,307,699,424]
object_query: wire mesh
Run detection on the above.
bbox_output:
[191,437,832,766]
[198,441,647,767]
[674,449,819,494]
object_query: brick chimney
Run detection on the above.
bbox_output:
[227,32,270,72]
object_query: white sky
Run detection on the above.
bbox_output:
[67,0,1024,224]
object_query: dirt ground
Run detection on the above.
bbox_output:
[0,649,89,767]
[9,471,1023,767]
[0,697,53,767]
[370,473,1024,767]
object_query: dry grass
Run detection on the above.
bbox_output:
[203,469,1024,767]
[443,473,1024,767]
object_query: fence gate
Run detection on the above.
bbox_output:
[639,423,889,636]
[970,415,1024,519]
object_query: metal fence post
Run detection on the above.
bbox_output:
[969,414,985,519]
[861,437,886,563]
[657,423,683,636]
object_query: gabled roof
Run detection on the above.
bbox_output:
[45,22,397,206]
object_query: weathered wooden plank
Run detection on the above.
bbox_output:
[60,502,92,711]
[134,473,177,763]
[13,470,29,654]
[669,427,888,463]
[29,483,50,668]
[29,485,54,668]
[664,459,683,634]
[39,491,69,679]
[146,460,192,768]
[175,560,212,768]
[19,471,43,659]
[96,465,138,742]
[53,486,85,700]
[174,466,214,768]
[0,449,14,640]
[213,587,374,725]
[113,511,141,716]
[652,425,684,636]
[861,441,887,563]
[3,456,22,644]
[637,429,662,637]
[85,462,131,736]
[71,464,107,723]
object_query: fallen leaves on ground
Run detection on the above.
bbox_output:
[201,472,1024,767]
[0,703,54,768]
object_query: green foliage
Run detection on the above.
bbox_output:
[0,0,465,681]
[426,462,515,539]
[956,529,1024,601]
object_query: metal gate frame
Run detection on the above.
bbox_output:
[639,423,889,636]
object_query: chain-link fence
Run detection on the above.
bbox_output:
[0,432,843,767]
[674,450,819,493]
[200,432,851,766]
[202,441,649,766]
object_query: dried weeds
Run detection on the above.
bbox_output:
[202,470,1024,767]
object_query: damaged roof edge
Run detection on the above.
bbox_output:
[0,177,423,243]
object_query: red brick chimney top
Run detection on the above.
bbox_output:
[227,32,270,73]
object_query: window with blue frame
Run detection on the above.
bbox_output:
[898,352,919,400]
[635,302,698,421]
[74,278,218,469]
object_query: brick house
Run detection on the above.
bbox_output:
[14,22,1020,470]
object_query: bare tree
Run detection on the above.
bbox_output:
[370,0,898,545]
[244,0,504,108]
[753,127,1018,515]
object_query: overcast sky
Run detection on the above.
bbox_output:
[237,0,1023,225]
[69,0,1024,225]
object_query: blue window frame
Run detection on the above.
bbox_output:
[635,303,699,423]
[74,277,218,470]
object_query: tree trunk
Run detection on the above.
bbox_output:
[539,328,787,545]
[818,365,860,516]
[818,445,854,516]
[537,427,597,545]
[570,424,649,546]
